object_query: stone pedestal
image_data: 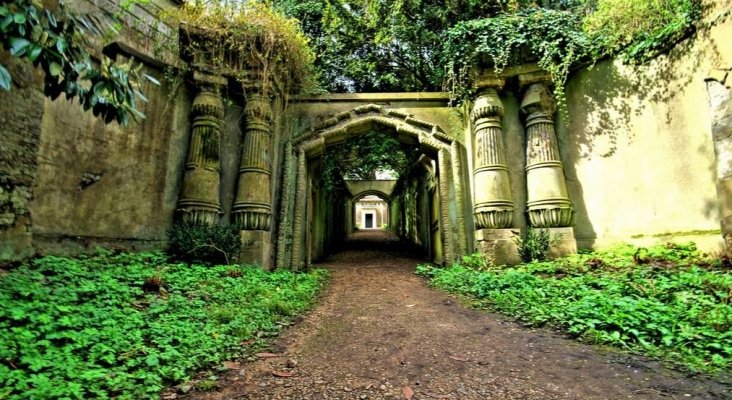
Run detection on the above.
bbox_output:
[545,227,577,259]
[475,228,521,266]
[239,230,271,269]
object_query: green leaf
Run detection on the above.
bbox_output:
[49,62,63,77]
[1,15,12,31]
[13,13,26,24]
[0,64,11,91]
[9,38,31,56]
[56,37,68,53]
[143,73,160,85]
[28,45,42,63]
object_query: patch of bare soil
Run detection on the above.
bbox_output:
[181,230,730,400]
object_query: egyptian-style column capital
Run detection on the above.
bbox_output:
[520,81,573,228]
[471,88,505,121]
[471,88,514,230]
[520,82,556,117]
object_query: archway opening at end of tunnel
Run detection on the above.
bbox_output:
[305,128,446,263]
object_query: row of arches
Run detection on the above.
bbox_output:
[274,103,469,268]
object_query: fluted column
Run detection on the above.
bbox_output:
[233,80,273,230]
[521,83,572,227]
[471,88,514,229]
[177,77,225,225]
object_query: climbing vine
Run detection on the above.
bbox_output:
[443,9,589,98]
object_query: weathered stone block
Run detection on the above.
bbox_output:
[546,227,577,259]
[474,228,521,266]
[239,230,271,269]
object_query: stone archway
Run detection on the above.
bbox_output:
[275,103,469,269]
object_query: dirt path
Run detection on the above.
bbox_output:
[183,230,730,400]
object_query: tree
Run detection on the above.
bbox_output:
[0,0,151,125]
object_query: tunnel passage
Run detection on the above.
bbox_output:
[276,105,470,269]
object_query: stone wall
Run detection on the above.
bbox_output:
[0,53,45,264]
[557,6,732,251]
[30,65,190,254]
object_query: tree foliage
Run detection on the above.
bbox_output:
[272,0,702,94]
[0,0,152,125]
[321,130,420,191]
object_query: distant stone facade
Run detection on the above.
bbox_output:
[354,196,388,229]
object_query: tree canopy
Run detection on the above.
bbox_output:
[272,0,701,94]
[0,0,702,124]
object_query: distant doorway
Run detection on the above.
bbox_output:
[364,212,375,229]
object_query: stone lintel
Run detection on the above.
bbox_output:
[193,70,228,86]
[474,228,521,266]
[518,70,552,90]
[239,230,272,269]
[475,76,505,92]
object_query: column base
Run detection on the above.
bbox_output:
[475,229,521,266]
[239,230,271,269]
[545,227,577,259]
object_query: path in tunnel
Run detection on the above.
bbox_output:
[183,230,728,400]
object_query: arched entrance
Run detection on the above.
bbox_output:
[275,103,470,269]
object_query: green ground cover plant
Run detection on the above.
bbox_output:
[416,242,732,375]
[0,251,328,399]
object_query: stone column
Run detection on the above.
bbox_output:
[234,77,273,267]
[177,74,226,225]
[472,88,514,228]
[471,87,520,265]
[520,81,576,256]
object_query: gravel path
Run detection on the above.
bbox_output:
[182,230,730,400]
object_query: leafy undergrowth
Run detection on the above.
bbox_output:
[417,243,732,375]
[0,251,328,399]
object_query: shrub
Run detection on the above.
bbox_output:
[418,242,732,374]
[515,227,556,263]
[460,252,492,271]
[167,222,241,265]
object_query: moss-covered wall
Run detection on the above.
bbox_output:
[0,52,45,264]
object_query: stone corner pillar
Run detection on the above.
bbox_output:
[705,68,732,252]
[240,230,272,269]
[234,73,274,266]
[176,73,226,226]
[520,80,576,258]
[470,82,520,264]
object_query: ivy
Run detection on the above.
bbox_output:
[444,9,590,98]
[171,0,316,95]
[0,0,154,125]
